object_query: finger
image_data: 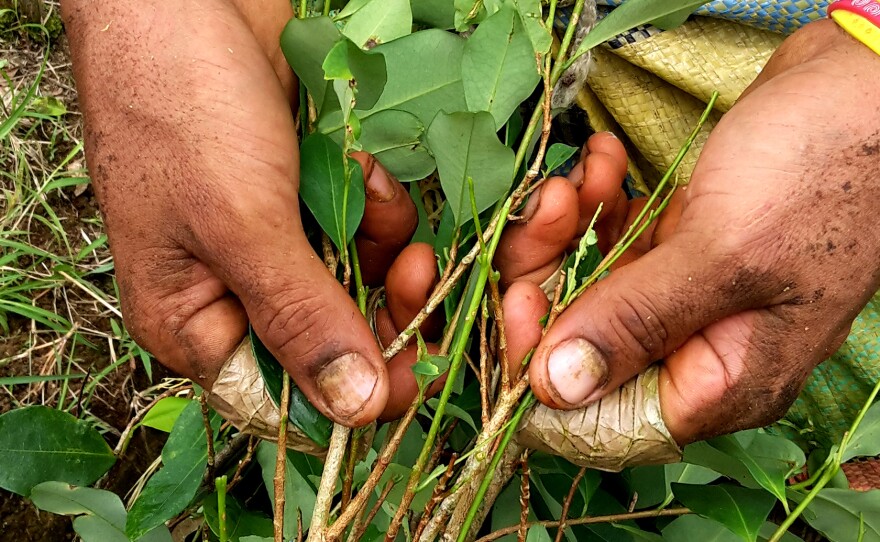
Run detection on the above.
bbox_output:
[352,151,418,287]
[658,306,852,444]
[385,242,444,341]
[191,188,389,427]
[494,177,579,290]
[566,132,629,253]
[379,343,447,422]
[116,253,249,389]
[375,307,399,350]
[501,281,551,378]
[528,232,775,410]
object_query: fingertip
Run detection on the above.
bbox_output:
[375,307,399,350]
[356,154,418,286]
[385,242,442,340]
[502,281,550,378]
[580,153,625,224]
[586,132,627,179]
[378,343,446,423]
[495,177,579,288]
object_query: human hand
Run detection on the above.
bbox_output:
[524,19,880,445]
[62,0,422,427]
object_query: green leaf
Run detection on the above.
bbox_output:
[321,38,388,111]
[571,0,709,63]
[30,482,172,542]
[204,493,274,541]
[359,110,435,181]
[794,488,880,542]
[30,96,67,117]
[710,432,805,507]
[462,5,541,129]
[663,462,720,502]
[141,397,192,433]
[544,143,579,173]
[409,182,435,245]
[426,111,514,226]
[0,406,115,496]
[250,328,333,447]
[509,0,552,55]
[527,525,553,542]
[662,515,740,542]
[241,538,273,542]
[650,6,697,30]
[842,401,880,462]
[342,0,413,49]
[319,30,466,131]
[411,0,455,29]
[299,132,366,251]
[614,525,663,541]
[491,475,524,541]
[672,483,775,542]
[426,398,477,432]
[682,439,758,488]
[757,522,805,542]
[255,442,316,536]
[323,40,354,80]
[335,0,372,19]
[281,17,341,117]
[125,401,210,539]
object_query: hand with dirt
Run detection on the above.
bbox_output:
[61,0,400,427]
[519,19,880,446]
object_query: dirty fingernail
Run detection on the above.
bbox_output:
[546,338,608,404]
[317,353,378,419]
[365,162,396,202]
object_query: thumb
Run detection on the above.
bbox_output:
[195,204,389,428]
[529,233,770,410]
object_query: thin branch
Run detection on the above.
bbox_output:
[342,432,359,510]
[554,466,587,542]
[110,384,191,457]
[347,480,396,542]
[517,454,530,542]
[228,436,257,492]
[308,423,351,542]
[325,400,421,541]
[488,276,509,393]
[479,300,491,427]
[476,508,692,542]
[274,373,292,542]
[200,394,216,480]
[413,453,459,542]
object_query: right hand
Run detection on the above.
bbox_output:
[62,0,403,427]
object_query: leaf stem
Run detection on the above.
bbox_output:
[350,241,367,314]
[216,475,228,542]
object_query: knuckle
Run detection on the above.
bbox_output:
[602,290,670,361]
[253,282,334,364]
